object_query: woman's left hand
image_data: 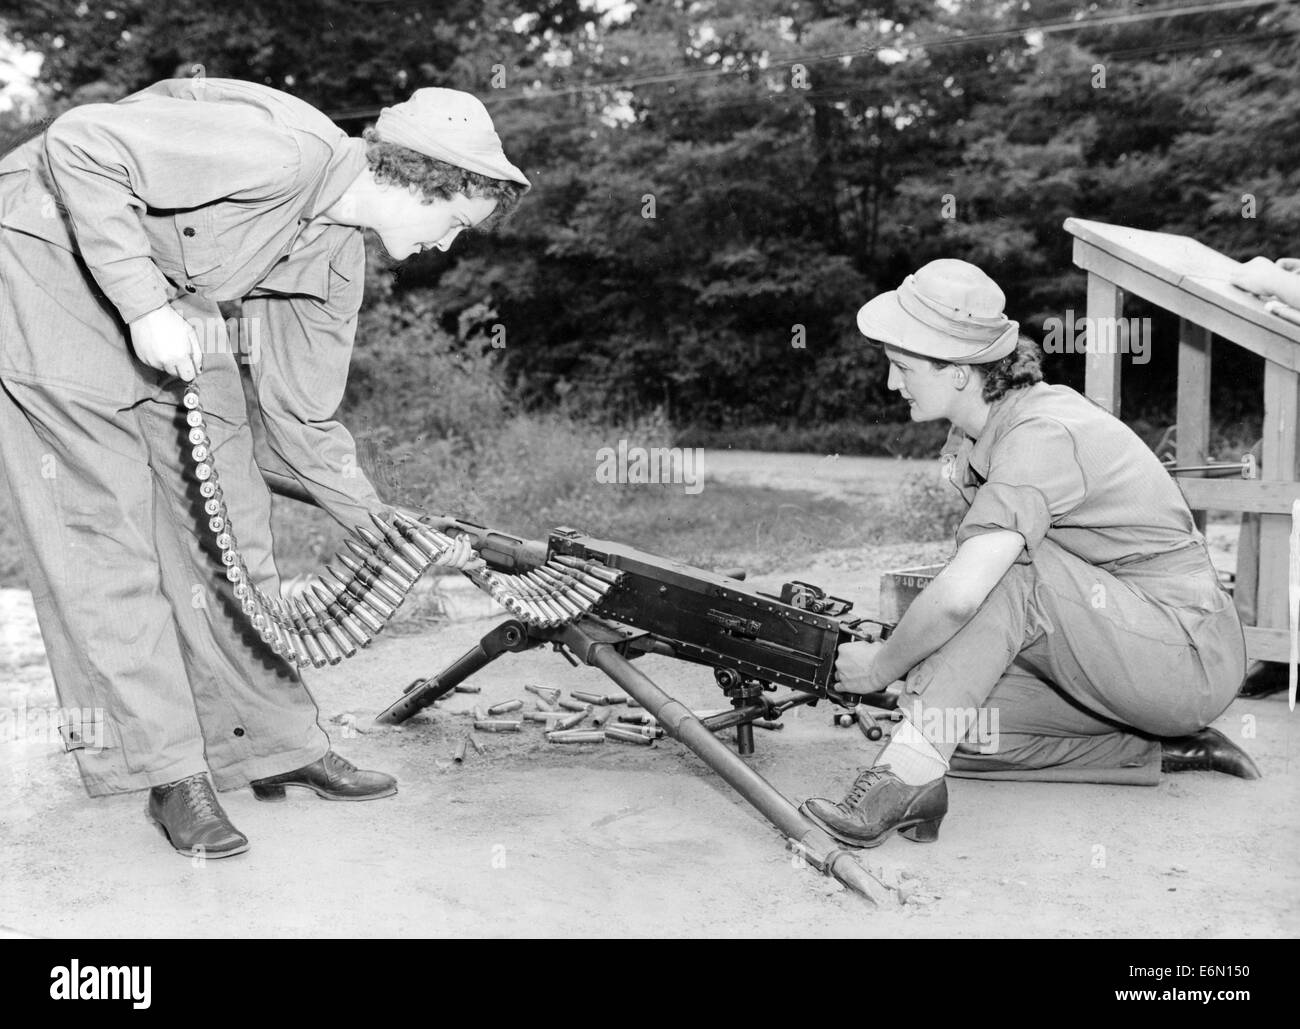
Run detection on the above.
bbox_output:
[834,640,887,694]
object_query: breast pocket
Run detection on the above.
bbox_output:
[175,210,224,281]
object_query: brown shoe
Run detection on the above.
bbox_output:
[800,765,947,848]
[148,773,249,858]
[250,750,397,801]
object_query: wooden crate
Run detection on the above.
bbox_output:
[878,564,944,624]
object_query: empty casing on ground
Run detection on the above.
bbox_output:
[524,711,562,724]
[487,700,523,715]
[591,707,614,727]
[546,731,605,745]
[558,699,592,713]
[605,727,654,746]
[473,720,522,733]
[454,684,482,694]
[618,712,654,725]
[452,738,468,763]
[525,684,562,704]
[753,720,784,731]
[554,711,588,731]
[570,690,605,706]
[468,735,487,755]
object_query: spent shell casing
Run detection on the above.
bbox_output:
[473,720,522,733]
[571,690,605,706]
[487,700,523,716]
[753,720,784,731]
[591,707,617,728]
[355,527,422,582]
[546,731,605,745]
[600,695,627,706]
[186,408,203,427]
[304,590,356,658]
[525,684,562,704]
[618,712,654,725]
[554,711,588,731]
[605,726,654,747]
[615,723,663,740]
[452,738,468,764]
[473,706,488,722]
[524,711,562,724]
[558,699,592,713]
[468,734,487,755]
[453,684,482,694]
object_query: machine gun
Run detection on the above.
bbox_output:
[376,519,901,904]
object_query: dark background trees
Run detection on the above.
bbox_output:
[2,0,1295,447]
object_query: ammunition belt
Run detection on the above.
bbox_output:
[181,384,622,669]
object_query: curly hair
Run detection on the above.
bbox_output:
[929,335,1044,402]
[362,127,528,227]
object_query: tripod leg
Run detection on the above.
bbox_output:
[571,631,895,906]
[375,619,532,725]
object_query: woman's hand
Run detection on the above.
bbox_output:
[834,640,888,694]
[390,507,480,569]
[129,305,204,381]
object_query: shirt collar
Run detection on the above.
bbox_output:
[964,384,1038,478]
[307,136,367,219]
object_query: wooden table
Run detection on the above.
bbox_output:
[1065,217,1300,663]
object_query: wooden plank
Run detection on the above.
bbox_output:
[1256,361,1300,632]
[1083,273,1124,415]
[1176,477,1300,514]
[1072,242,1300,374]
[1244,626,1291,664]
[1176,319,1213,532]
[1065,217,1300,352]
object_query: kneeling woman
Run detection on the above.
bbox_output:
[802,259,1258,849]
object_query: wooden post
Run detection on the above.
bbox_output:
[1176,319,1213,533]
[1257,360,1300,636]
[1084,274,1124,415]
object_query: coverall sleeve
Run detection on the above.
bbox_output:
[956,416,1087,561]
[242,229,385,530]
[42,96,309,324]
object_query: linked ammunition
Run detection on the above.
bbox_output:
[473,706,488,722]
[546,731,605,745]
[296,598,342,665]
[304,590,356,658]
[191,444,210,463]
[311,584,371,649]
[452,738,468,764]
[343,540,414,593]
[188,426,208,446]
[605,726,654,747]
[319,573,387,634]
[323,565,397,622]
[287,604,328,668]
[553,554,620,585]
[337,552,405,607]
[369,512,431,572]
[355,527,422,583]
[487,700,523,715]
[473,720,522,733]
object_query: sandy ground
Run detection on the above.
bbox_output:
[1,454,1297,938]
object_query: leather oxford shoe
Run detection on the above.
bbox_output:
[800,765,947,848]
[1238,661,1288,699]
[148,773,249,858]
[1161,728,1261,780]
[250,750,397,801]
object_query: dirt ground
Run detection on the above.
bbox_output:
[1,454,1297,938]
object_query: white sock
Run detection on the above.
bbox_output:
[876,718,948,786]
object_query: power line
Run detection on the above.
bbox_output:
[325,0,1283,120]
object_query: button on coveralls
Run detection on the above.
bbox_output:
[0,79,386,795]
[904,383,1246,786]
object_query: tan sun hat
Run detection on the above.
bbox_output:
[375,87,531,187]
[856,259,1018,363]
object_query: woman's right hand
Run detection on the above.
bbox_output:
[128,304,204,381]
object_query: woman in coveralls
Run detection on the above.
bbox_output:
[0,79,528,858]
[801,259,1260,849]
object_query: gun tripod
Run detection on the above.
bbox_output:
[377,614,897,905]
